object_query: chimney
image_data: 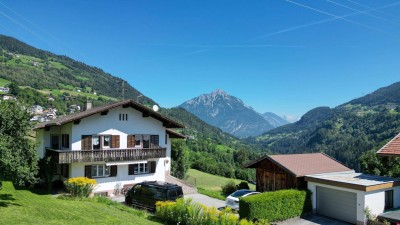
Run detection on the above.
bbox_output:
[84,100,92,111]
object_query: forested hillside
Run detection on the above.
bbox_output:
[0,34,260,181]
[0,35,154,105]
[249,82,400,169]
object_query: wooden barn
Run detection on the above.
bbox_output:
[245,153,352,192]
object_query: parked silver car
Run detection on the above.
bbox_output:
[225,189,260,210]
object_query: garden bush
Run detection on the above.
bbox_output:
[239,189,311,222]
[64,177,96,197]
[222,180,237,196]
[156,198,269,225]
[236,182,250,190]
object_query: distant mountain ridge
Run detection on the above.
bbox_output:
[262,112,289,128]
[250,81,400,169]
[179,89,287,138]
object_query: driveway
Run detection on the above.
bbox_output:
[111,193,226,209]
[276,215,352,225]
[185,193,225,209]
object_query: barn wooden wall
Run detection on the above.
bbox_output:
[255,159,301,192]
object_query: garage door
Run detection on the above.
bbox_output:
[316,186,357,224]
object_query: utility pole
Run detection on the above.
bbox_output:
[117,80,127,100]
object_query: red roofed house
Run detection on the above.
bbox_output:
[246,153,400,225]
[376,133,400,156]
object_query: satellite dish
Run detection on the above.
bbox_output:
[152,105,159,112]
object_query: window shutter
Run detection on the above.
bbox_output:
[111,135,120,148]
[150,161,156,173]
[127,135,135,148]
[85,165,92,178]
[128,164,134,175]
[150,135,159,148]
[110,165,117,177]
[81,135,92,150]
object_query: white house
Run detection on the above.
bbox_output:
[29,105,44,115]
[34,99,185,196]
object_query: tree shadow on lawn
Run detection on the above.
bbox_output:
[0,193,21,207]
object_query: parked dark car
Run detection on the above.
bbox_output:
[125,181,183,211]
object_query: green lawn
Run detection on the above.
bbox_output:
[187,169,255,191]
[0,78,10,87]
[0,182,160,225]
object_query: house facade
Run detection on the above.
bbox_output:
[35,100,185,195]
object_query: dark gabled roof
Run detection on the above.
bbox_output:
[376,133,400,156]
[166,129,186,139]
[34,99,185,130]
[245,153,352,177]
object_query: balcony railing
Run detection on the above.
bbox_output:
[46,147,167,164]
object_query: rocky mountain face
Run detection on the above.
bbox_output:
[179,89,287,137]
[262,112,289,128]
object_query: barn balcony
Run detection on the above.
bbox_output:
[46,147,167,164]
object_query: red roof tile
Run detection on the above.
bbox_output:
[245,153,352,177]
[376,134,400,156]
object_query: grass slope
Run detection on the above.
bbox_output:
[0,182,160,225]
[187,169,255,191]
[0,77,10,87]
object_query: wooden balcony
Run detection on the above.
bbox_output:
[46,148,167,164]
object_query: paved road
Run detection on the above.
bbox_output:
[277,215,352,225]
[184,193,225,209]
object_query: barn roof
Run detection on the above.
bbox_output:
[245,153,352,177]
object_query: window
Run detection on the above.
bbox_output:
[51,135,60,149]
[135,135,142,147]
[150,135,159,148]
[92,135,100,150]
[165,133,167,145]
[143,135,150,148]
[61,134,69,148]
[119,113,128,121]
[103,135,111,148]
[91,165,110,177]
[128,162,148,175]
[60,164,69,178]
[385,190,394,210]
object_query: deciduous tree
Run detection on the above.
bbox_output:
[0,100,38,186]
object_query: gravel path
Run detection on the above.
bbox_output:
[184,193,225,209]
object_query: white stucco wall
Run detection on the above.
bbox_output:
[71,158,167,193]
[37,122,73,157]
[70,107,167,151]
[308,182,400,224]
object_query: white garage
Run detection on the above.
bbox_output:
[306,171,400,225]
[316,186,357,224]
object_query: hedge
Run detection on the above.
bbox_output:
[239,189,312,222]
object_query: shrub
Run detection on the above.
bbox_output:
[239,189,311,222]
[236,182,250,190]
[155,198,269,225]
[64,177,96,198]
[222,180,237,196]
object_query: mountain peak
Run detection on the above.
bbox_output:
[211,89,227,95]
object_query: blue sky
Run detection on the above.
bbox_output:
[1,0,400,120]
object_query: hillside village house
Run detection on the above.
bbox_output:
[246,153,400,225]
[34,100,185,196]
